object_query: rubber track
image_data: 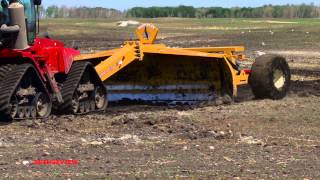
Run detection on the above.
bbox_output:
[0,64,33,120]
[0,65,14,83]
[59,61,106,115]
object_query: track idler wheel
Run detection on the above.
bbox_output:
[94,86,107,111]
[17,107,25,119]
[249,54,291,100]
[33,92,52,118]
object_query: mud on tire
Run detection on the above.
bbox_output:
[249,54,291,100]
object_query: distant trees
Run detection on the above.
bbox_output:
[127,4,320,18]
[43,6,122,18]
[41,4,320,19]
[127,6,196,18]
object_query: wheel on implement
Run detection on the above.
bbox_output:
[249,54,291,100]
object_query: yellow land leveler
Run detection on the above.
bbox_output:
[75,24,291,104]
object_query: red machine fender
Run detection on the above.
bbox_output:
[32,38,80,75]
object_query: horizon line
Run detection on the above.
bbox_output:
[43,3,320,11]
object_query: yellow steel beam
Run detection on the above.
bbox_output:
[74,48,121,61]
[95,42,140,81]
[135,24,159,44]
[223,56,250,97]
[182,46,245,53]
[74,45,245,62]
[141,44,226,58]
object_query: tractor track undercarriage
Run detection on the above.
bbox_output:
[57,61,107,115]
[0,64,51,120]
[0,62,107,120]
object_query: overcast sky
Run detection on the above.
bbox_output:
[43,0,318,10]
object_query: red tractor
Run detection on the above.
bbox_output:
[0,0,107,120]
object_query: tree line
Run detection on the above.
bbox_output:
[42,4,320,19]
[43,6,123,18]
[127,4,320,18]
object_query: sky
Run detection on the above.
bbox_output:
[43,0,318,10]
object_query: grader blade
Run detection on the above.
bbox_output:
[74,24,289,104]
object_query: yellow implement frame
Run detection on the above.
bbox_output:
[74,24,250,97]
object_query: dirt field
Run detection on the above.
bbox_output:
[1,18,320,179]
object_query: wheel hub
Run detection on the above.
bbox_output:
[273,69,285,90]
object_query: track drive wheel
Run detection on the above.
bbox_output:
[249,54,291,100]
